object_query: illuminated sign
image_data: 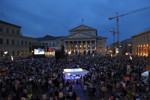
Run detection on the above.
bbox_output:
[63,68,83,73]
[63,68,89,80]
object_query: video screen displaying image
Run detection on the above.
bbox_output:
[34,48,45,55]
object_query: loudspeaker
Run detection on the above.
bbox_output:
[55,49,65,60]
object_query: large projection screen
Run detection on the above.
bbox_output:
[34,48,45,55]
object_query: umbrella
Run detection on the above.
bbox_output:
[141,71,149,77]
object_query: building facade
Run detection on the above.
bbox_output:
[0,21,107,58]
[63,25,107,55]
[120,39,132,55]
[107,39,132,56]
[132,30,150,56]
[0,20,37,58]
[37,35,64,56]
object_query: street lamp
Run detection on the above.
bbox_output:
[3,51,8,60]
[110,29,119,55]
[68,51,71,65]
[4,51,8,55]
[68,51,71,55]
[110,29,117,43]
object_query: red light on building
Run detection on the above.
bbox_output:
[48,48,55,52]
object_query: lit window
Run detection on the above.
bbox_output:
[128,44,131,46]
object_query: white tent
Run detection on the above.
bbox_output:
[63,68,89,79]
[141,71,149,77]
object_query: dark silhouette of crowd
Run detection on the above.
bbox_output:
[0,54,149,100]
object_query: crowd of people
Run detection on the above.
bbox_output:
[0,54,150,100]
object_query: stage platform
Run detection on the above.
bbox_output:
[63,68,89,79]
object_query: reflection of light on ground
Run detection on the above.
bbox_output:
[63,68,89,80]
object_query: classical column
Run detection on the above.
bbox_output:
[86,41,88,54]
[81,41,83,54]
[141,45,143,56]
[142,45,144,56]
[138,46,140,55]
[77,41,79,55]
[95,40,97,50]
[139,46,140,55]
[68,41,70,52]
[90,41,92,54]
[137,46,139,55]
[64,41,67,54]
[73,41,75,54]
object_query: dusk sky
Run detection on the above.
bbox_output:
[0,0,150,45]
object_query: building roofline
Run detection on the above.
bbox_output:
[69,25,97,32]
[37,35,65,40]
[62,32,107,40]
[0,20,21,28]
[132,30,150,38]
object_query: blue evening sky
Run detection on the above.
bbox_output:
[0,0,150,45]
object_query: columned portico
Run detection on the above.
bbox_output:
[86,41,88,54]
[64,40,99,55]
[63,25,107,55]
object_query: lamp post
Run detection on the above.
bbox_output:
[110,28,117,43]
[110,29,120,56]
[4,51,8,55]
[3,51,8,60]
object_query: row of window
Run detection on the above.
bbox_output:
[49,43,58,47]
[42,41,59,47]
[0,26,20,35]
[134,34,150,43]
[0,50,29,57]
[0,38,33,46]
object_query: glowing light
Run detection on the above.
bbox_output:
[129,56,132,60]
[64,68,83,72]
[125,53,129,55]
[4,51,8,55]
[63,68,89,80]
[111,54,113,57]
[128,44,131,46]
[68,51,71,55]
[68,73,70,75]
[11,56,14,61]
[116,48,119,54]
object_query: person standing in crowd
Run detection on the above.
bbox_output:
[0,55,149,99]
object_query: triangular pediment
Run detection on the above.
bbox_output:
[65,33,96,39]
[69,25,96,32]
